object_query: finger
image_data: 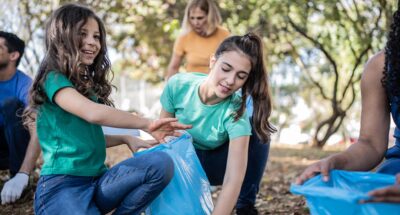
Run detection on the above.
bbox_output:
[146,139,159,146]
[154,118,178,127]
[1,190,5,205]
[396,173,400,184]
[149,118,178,131]
[369,186,400,197]
[170,122,192,129]
[295,168,317,185]
[3,190,11,204]
[4,193,11,204]
[11,192,18,203]
[366,195,400,203]
[319,162,331,182]
[171,131,183,137]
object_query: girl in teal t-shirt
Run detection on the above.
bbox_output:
[161,33,276,214]
[23,4,190,215]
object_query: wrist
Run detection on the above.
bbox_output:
[329,153,346,169]
[143,118,153,132]
[17,171,30,177]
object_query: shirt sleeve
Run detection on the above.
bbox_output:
[173,34,185,57]
[19,78,32,106]
[225,110,252,141]
[43,71,74,103]
[160,77,176,113]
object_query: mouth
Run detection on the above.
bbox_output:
[80,49,97,59]
[219,84,231,94]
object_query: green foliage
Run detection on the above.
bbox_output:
[1,0,397,146]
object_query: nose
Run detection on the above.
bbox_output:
[84,35,96,46]
[225,74,235,86]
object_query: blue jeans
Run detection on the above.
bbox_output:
[195,125,269,209]
[0,98,30,176]
[34,151,174,215]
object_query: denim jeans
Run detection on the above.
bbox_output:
[377,144,400,175]
[0,98,30,176]
[195,124,270,209]
[34,151,174,215]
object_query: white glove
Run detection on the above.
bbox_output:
[1,173,29,204]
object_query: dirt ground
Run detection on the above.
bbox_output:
[0,144,341,215]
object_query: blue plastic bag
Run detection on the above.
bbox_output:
[134,133,214,215]
[290,170,400,215]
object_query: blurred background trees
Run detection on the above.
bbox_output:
[1,0,397,148]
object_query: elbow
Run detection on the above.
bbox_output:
[167,64,179,75]
[85,113,103,124]
[83,108,104,124]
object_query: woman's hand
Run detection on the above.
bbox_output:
[126,136,159,153]
[147,118,192,143]
[366,174,400,203]
[295,155,340,185]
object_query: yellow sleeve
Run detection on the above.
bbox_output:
[173,34,185,57]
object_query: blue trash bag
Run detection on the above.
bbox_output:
[290,170,400,215]
[134,132,214,215]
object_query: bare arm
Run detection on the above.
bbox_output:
[334,51,389,170]
[161,108,249,213]
[165,53,182,81]
[19,124,40,175]
[213,136,249,215]
[54,88,191,142]
[55,88,152,129]
[296,51,390,184]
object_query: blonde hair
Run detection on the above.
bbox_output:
[181,0,222,36]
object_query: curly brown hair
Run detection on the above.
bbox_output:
[382,7,400,99]
[24,3,113,123]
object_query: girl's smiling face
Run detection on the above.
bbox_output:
[79,17,101,66]
[209,50,251,100]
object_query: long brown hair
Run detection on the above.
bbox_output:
[24,3,113,123]
[214,33,276,142]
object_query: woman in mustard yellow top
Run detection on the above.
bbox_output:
[165,0,230,80]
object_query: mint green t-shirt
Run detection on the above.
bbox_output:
[37,71,107,176]
[161,73,251,150]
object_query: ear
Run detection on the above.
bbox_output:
[9,51,20,62]
[209,54,216,69]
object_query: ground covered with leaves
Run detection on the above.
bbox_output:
[0,144,341,215]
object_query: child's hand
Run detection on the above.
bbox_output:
[148,118,192,142]
[126,136,159,153]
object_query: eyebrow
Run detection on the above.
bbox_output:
[222,62,249,75]
[80,28,100,35]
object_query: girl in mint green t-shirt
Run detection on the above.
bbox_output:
[22,4,191,215]
[161,33,276,215]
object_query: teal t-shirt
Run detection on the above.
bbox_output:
[37,71,107,176]
[161,73,251,150]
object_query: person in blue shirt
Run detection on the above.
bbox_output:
[0,31,37,205]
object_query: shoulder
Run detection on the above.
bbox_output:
[362,51,385,81]
[216,26,230,37]
[168,72,205,86]
[42,70,73,88]
[228,93,243,110]
[177,31,193,41]
[16,70,32,83]
[45,70,66,80]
